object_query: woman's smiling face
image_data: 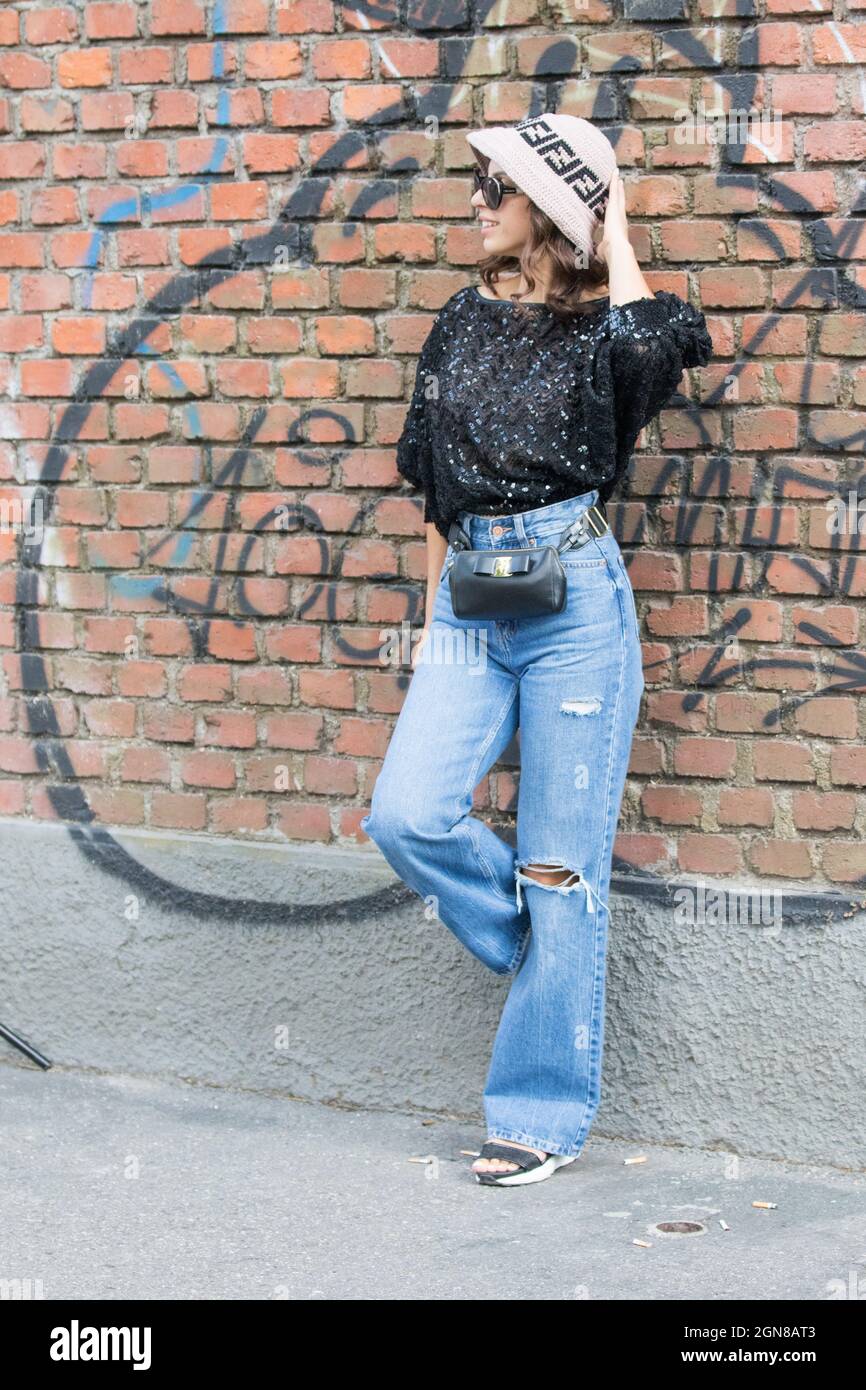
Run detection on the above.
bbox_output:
[470,159,534,258]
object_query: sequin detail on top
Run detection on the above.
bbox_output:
[395,285,713,539]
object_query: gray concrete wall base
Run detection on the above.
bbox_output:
[0,818,863,1168]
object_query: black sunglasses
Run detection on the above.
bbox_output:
[472,167,521,210]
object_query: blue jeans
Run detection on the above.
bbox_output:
[359,489,644,1159]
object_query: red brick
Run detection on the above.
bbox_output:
[312,39,371,80]
[271,87,330,127]
[277,0,335,32]
[279,358,340,399]
[314,316,375,355]
[25,8,79,44]
[748,839,814,878]
[277,801,332,842]
[376,39,439,78]
[243,40,302,80]
[346,360,403,397]
[718,787,774,827]
[0,52,51,88]
[677,833,743,875]
[410,178,472,220]
[821,842,866,884]
[57,49,113,87]
[338,268,396,309]
[344,84,404,124]
[373,223,436,262]
[792,791,856,832]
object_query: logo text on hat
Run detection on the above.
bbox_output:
[515,117,609,216]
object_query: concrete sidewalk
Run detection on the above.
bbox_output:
[3,1059,864,1301]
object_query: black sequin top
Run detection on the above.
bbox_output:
[395,285,713,539]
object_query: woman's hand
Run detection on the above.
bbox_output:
[594,166,654,306]
[595,166,629,269]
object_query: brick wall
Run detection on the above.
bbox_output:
[1,0,864,891]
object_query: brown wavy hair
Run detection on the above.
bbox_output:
[478,200,609,320]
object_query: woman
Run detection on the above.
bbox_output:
[360,114,712,1187]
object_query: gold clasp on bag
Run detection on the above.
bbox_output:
[492,556,512,576]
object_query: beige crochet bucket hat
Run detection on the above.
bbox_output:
[466,114,617,264]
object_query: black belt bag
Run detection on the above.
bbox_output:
[445,502,609,620]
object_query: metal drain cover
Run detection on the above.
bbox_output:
[650,1220,708,1237]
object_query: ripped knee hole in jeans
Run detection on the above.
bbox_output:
[513,859,609,916]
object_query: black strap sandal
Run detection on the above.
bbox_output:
[473,1140,577,1187]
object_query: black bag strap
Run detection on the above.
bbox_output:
[447,501,608,556]
[555,500,608,553]
[447,520,472,551]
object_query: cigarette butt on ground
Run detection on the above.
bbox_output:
[752,1201,777,1209]
[719,1219,730,1230]
[632,1238,652,1248]
[624,1155,648,1165]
